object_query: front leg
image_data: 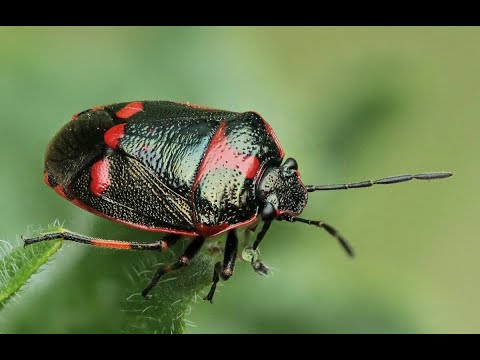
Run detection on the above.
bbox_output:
[250,220,271,276]
[204,230,238,303]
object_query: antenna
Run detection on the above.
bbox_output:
[305,172,452,192]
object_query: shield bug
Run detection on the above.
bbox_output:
[23,100,452,302]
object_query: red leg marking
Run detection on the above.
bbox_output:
[90,240,133,249]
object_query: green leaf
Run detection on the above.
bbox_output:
[0,227,64,310]
[120,244,215,334]
[1,225,216,333]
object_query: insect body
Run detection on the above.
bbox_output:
[24,100,452,302]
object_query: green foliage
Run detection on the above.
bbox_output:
[0,226,215,333]
[0,227,63,310]
[120,251,214,334]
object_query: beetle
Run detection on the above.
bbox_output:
[23,100,452,302]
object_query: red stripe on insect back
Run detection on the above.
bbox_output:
[260,115,285,158]
[90,158,111,196]
[194,122,261,186]
[104,123,126,150]
[116,101,143,119]
[90,240,132,249]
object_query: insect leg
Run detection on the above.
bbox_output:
[204,262,221,304]
[252,220,271,250]
[247,221,271,276]
[23,231,181,251]
[204,230,238,303]
[142,236,205,298]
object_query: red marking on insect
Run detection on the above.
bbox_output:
[53,185,69,200]
[90,239,132,249]
[71,113,80,121]
[194,121,261,187]
[116,101,143,119]
[196,223,230,237]
[196,217,260,238]
[44,172,52,187]
[258,113,285,158]
[90,158,111,197]
[104,123,126,150]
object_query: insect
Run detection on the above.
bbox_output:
[23,100,452,302]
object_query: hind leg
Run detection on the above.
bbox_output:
[142,236,205,298]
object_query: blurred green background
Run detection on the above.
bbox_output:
[0,26,473,333]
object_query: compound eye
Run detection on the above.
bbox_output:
[284,158,298,170]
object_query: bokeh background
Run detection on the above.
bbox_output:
[0,26,474,333]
